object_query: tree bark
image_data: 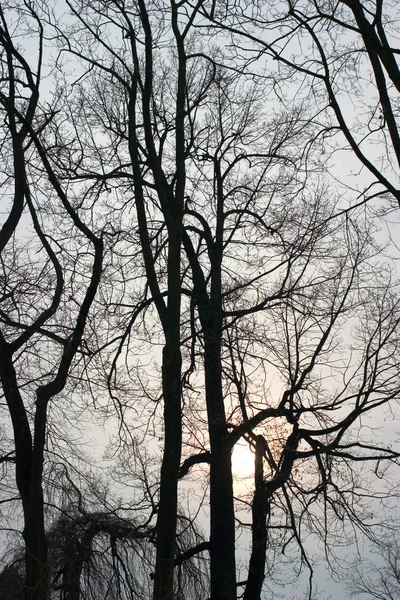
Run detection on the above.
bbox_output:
[153,340,182,600]
[0,338,48,600]
[204,328,237,600]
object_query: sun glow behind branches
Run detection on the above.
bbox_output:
[232,441,255,482]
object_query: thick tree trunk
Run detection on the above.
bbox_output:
[0,338,48,600]
[209,438,236,600]
[204,331,236,600]
[153,340,182,600]
[24,505,48,600]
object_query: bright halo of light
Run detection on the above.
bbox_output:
[232,441,254,480]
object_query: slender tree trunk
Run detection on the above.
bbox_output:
[63,528,95,600]
[152,3,185,594]
[243,436,269,600]
[64,541,83,600]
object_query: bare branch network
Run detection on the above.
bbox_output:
[0,1,399,600]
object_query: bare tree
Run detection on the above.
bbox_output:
[0,4,104,599]
[44,1,208,598]
[177,67,400,599]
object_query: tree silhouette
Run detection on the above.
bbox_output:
[1,2,400,600]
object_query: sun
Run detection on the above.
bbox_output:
[232,440,255,480]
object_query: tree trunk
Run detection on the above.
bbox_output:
[24,508,48,600]
[243,436,269,600]
[204,330,236,600]
[0,338,48,600]
[153,340,182,600]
